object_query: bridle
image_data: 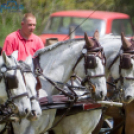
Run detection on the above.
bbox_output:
[108,51,134,83]
[0,59,39,134]
[108,40,134,98]
[72,38,106,97]
[18,61,39,102]
[0,64,29,103]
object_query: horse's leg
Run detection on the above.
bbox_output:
[112,117,124,134]
[125,100,134,134]
[104,77,124,134]
[105,106,124,134]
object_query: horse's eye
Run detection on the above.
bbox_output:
[1,66,7,73]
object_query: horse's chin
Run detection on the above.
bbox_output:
[27,113,39,121]
[122,98,133,104]
[9,115,20,122]
[93,95,105,101]
[121,95,134,104]
[27,116,38,121]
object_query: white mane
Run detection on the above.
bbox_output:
[34,38,84,57]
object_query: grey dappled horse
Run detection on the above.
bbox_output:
[12,31,107,134]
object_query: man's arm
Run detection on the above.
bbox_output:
[36,37,44,50]
[2,37,14,55]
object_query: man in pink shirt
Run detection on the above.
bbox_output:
[2,13,44,61]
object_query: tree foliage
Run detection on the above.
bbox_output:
[0,0,134,46]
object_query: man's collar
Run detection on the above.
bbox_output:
[17,30,34,41]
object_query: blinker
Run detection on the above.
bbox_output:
[6,74,19,89]
[120,54,132,69]
[86,55,97,69]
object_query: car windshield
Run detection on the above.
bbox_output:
[111,19,133,37]
[43,17,106,36]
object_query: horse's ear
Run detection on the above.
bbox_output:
[11,51,18,60]
[121,32,131,49]
[84,32,94,48]
[2,51,12,66]
[93,30,99,41]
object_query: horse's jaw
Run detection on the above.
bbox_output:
[92,78,107,101]
[121,85,134,103]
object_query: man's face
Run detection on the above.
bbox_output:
[21,17,36,35]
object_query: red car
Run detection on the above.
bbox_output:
[39,10,134,45]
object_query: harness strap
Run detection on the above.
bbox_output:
[72,53,84,71]
[38,72,75,99]
[0,122,14,134]
[39,95,69,104]
[108,51,121,71]
[30,96,38,101]
[46,101,75,132]
[105,119,125,134]
[9,92,29,101]
[0,124,7,134]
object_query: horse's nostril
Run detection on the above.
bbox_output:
[31,110,36,116]
[25,109,29,114]
[126,96,132,101]
[100,91,103,97]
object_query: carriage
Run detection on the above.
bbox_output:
[0,31,134,134]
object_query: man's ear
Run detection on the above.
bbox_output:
[21,21,24,26]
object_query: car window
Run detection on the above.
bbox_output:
[49,17,61,33]
[43,17,105,36]
[112,19,133,37]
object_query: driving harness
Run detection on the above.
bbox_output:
[0,59,36,134]
[33,38,106,131]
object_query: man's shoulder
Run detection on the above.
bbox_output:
[6,31,18,40]
[32,33,41,40]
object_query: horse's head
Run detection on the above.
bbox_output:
[78,31,107,101]
[0,51,32,118]
[119,33,134,103]
[110,33,134,103]
[19,56,42,121]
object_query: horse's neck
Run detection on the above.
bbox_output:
[100,37,122,78]
[39,40,85,82]
[36,40,85,96]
